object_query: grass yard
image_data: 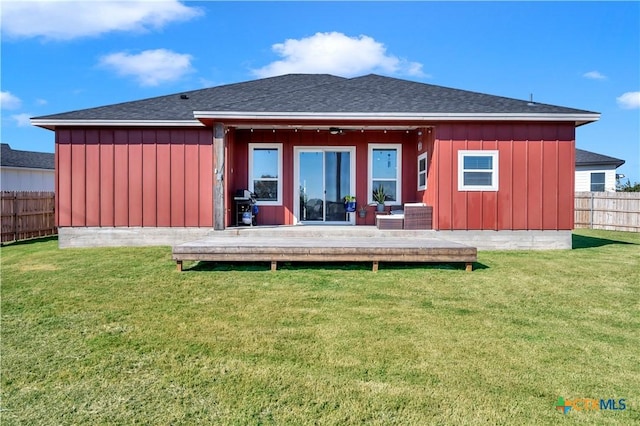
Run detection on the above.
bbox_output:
[1,229,639,425]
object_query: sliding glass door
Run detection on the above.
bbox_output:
[296,148,355,224]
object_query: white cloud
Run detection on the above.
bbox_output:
[252,32,426,78]
[1,91,23,110]
[36,99,48,106]
[616,91,640,109]
[99,49,194,86]
[1,0,202,40]
[11,113,32,127]
[583,71,607,80]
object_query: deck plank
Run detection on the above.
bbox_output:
[172,229,477,271]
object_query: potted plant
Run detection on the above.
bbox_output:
[344,195,357,212]
[372,185,387,212]
[358,204,367,218]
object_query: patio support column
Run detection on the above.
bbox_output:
[213,122,225,230]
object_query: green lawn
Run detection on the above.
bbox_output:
[1,229,638,425]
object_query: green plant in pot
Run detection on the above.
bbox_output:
[373,185,387,212]
[344,195,357,212]
[358,204,367,218]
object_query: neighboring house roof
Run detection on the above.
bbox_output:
[31,74,599,129]
[1,143,54,170]
[576,148,625,168]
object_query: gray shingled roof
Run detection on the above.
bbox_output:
[32,74,597,121]
[576,148,625,168]
[1,144,54,170]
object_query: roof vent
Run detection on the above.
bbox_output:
[180,94,189,100]
[527,93,536,106]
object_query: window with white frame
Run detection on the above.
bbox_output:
[249,143,282,205]
[590,172,605,192]
[369,144,402,204]
[458,150,499,191]
[417,152,428,191]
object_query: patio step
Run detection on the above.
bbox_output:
[217,225,437,239]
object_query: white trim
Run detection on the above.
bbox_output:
[368,143,403,205]
[1,165,54,172]
[193,111,600,124]
[30,119,204,130]
[293,146,356,225]
[458,150,499,191]
[417,152,428,191]
[32,111,600,130]
[248,143,283,206]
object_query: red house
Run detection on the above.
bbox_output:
[31,74,599,249]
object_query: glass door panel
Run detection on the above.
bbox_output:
[299,152,324,221]
[298,150,352,223]
[325,151,350,222]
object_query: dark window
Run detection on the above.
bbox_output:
[590,173,605,192]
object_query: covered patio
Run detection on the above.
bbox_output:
[172,226,477,272]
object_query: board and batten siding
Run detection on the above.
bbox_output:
[575,166,618,192]
[56,128,214,228]
[426,122,576,231]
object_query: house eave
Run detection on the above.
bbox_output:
[30,119,204,131]
[576,161,625,168]
[1,165,55,172]
[193,111,601,127]
[30,112,601,131]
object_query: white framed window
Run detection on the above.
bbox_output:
[458,150,499,191]
[590,172,605,192]
[417,152,428,191]
[368,144,402,204]
[249,143,282,205]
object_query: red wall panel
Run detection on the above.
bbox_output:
[56,127,214,228]
[142,143,157,226]
[113,138,129,227]
[542,141,559,229]
[511,141,528,229]
[99,137,115,226]
[56,133,72,226]
[184,143,200,226]
[128,131,143,226]
[436,131,453,230]
[156,133,172,226]
[198,131,213,226]
[85,140,101,226]
[526,141,543,230]
[557,142,575,229]
[496,141,513,230]
[433,122,575,231]
[170,142,185,226]
[70,142,86,226]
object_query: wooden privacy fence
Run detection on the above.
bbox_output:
[1,191,56,243]
[575,192,640,232]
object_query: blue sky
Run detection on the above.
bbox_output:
[2,1,639,183]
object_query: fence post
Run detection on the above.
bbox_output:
[12,193,18,242]
[589,192,594,229]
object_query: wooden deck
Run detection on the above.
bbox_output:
[172,226,477,272]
